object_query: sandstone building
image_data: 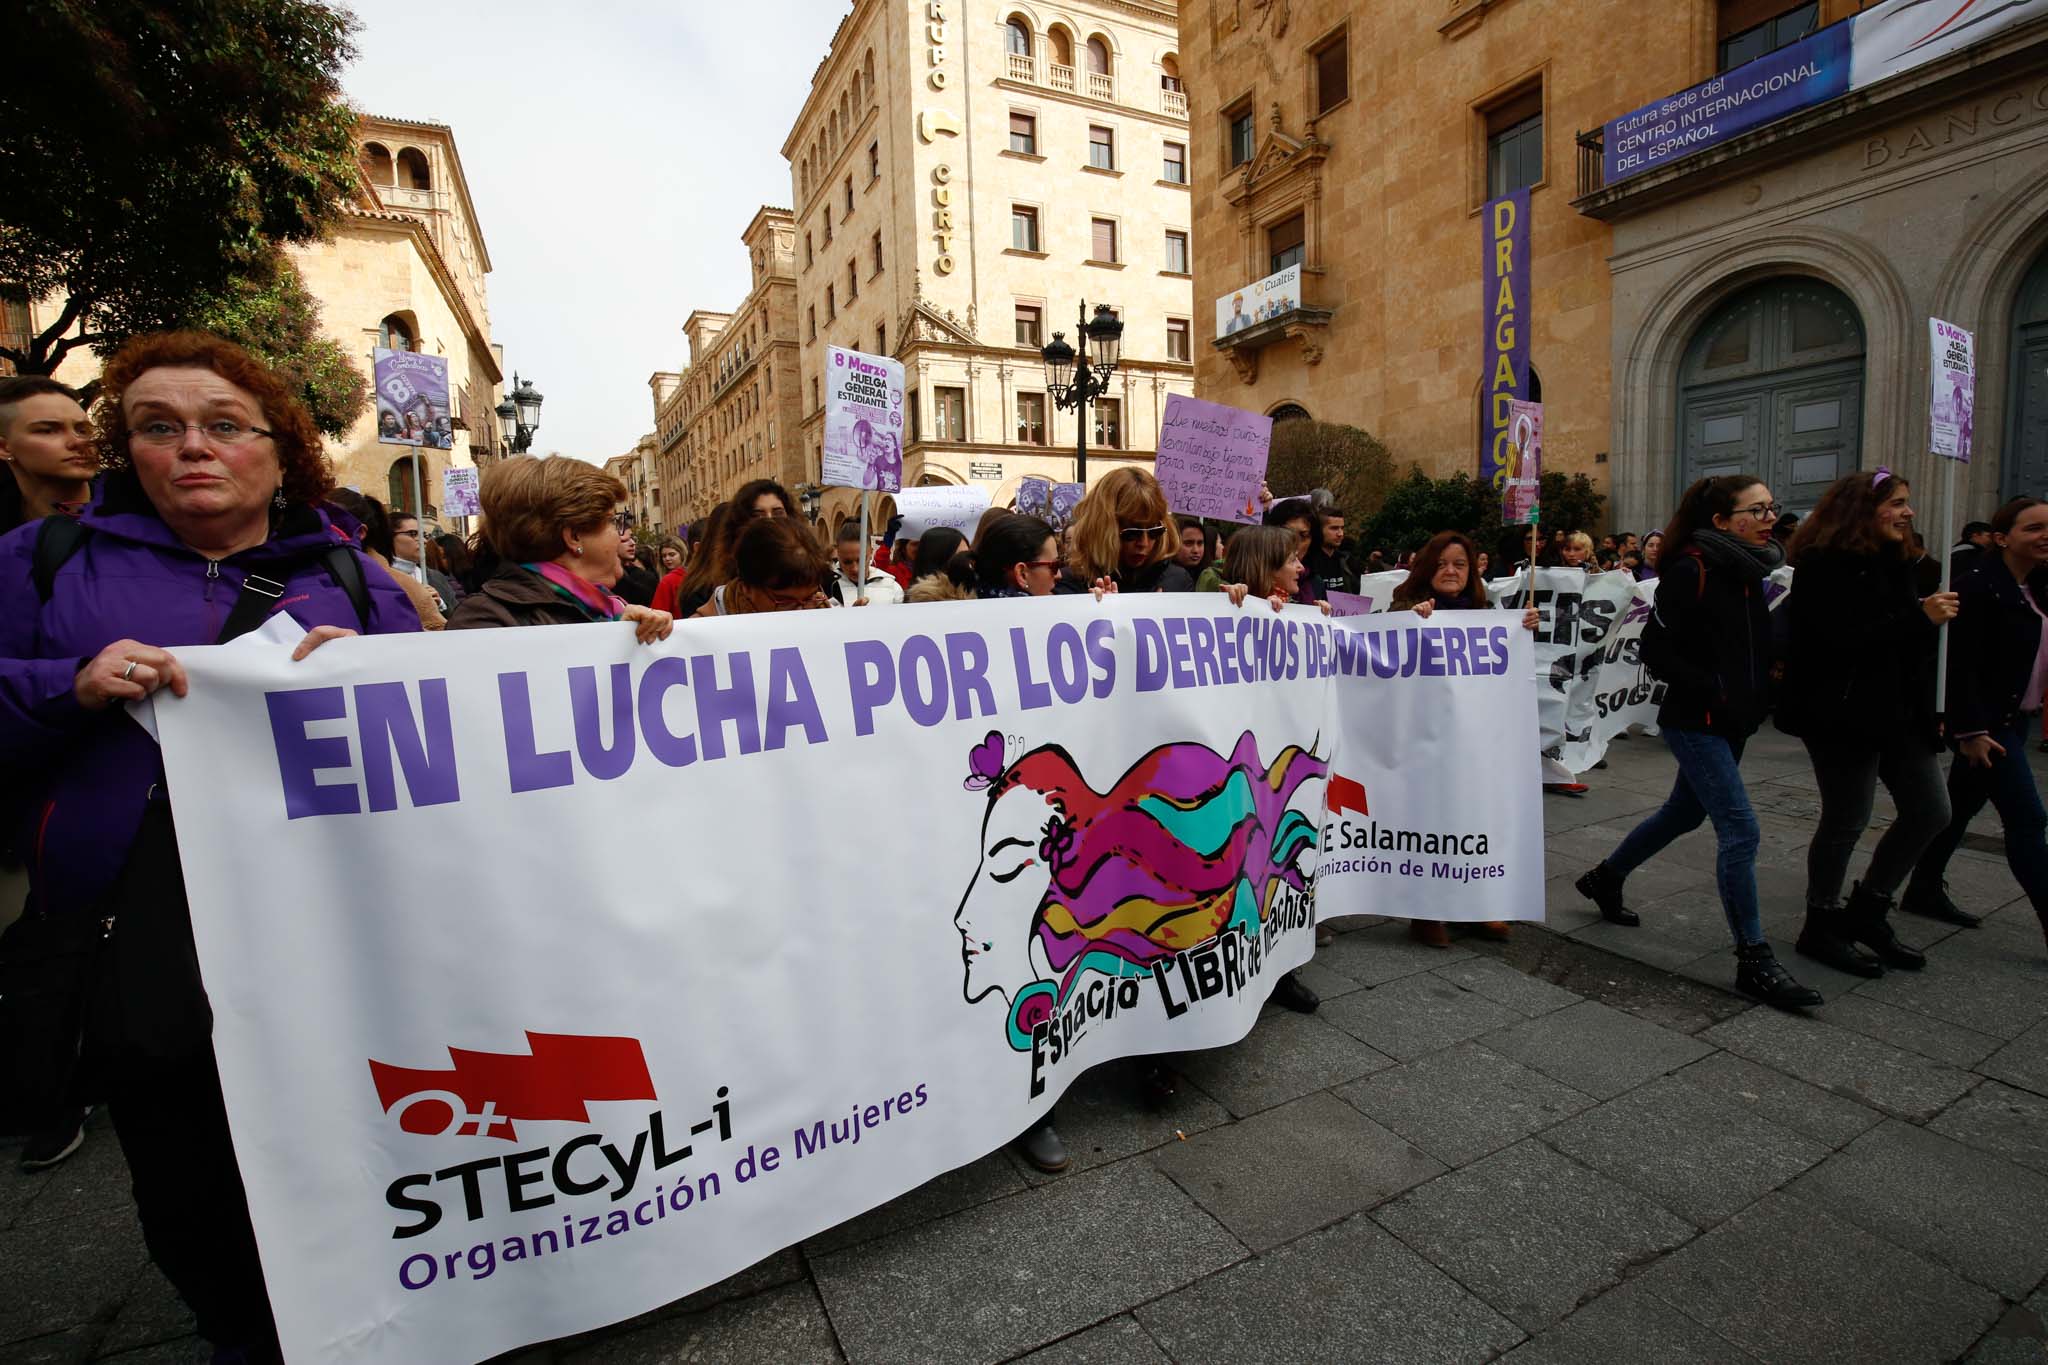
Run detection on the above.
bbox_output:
[781,0,1196,527]
[648,208,806,527]
[1183,0,2048,531]
[605,434,663,532]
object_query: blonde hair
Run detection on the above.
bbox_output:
[480,457,625,563]
[1065,467,1176,579]
[1565,531,1595,555]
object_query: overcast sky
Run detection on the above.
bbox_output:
[339,0,837,462]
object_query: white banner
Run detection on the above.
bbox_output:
[891,484,989,537]
[148,597,1540,1365]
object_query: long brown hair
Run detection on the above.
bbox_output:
[1661,474,1765,560]
[677,501,736,603]
[1390,531,1487,609]
[1066,467,1175,579]
[1787,470,1910,565]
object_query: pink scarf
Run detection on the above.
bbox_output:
[523,561,625,621]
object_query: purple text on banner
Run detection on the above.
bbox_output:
[1480,189,1530,491]
[1324,591,1374,619]
[1156,393,1273,525]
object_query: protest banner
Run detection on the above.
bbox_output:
[441,467,482,519]
[1156,394,1271,524]
[1016,476,1051,518]
[1048,482,1084,528]
[891,484,990,538]
[148,597,1540,1365]
[1503,401,1542,528]
[374,349,452,450]
[1324,591,1374,618]
[1480,190,1531,490]
[822,346,905,493]
[1930,317,1975,707]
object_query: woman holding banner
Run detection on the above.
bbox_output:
[1905,497,2048,951]
[1575,475,1825,1009]
[1390,532,1540,947]
[0,331,426,1359]
[940,514,1062,599]
[1055,468,1193,595]
[1777,470,1956,975]
[448,457,674,639]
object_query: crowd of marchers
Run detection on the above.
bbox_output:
[3,332,2044,1363]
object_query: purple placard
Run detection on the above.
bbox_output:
[1929,318,1974,463]
[822,346,905,493]
[1480,190,1530,490]
[1324,590,1375,619]
[1502,400,1542,525]
[1156,393,1272,525]
[1016,476,1051,518]
[1048,483,1084,529]
[373,348,451,449]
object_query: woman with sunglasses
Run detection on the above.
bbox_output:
[1776,469,1958,976]
[1576,475,1824,1009]
[1054,467,1193,594]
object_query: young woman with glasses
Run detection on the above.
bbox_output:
[1055,467,1194,594]
[1775,469,1959,976]
[1576,474,1824,1009]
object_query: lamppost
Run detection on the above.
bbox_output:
[796,482,824,523]
[1039,302,1124,485]
[495,373,545,455]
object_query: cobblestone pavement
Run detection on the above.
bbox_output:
[6,729,2047,1364]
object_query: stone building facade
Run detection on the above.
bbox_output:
[647,207,806,527]
[784,0,1195,528]
[298,116,505,520]
[1183,0,2048,532]
[605,434,663,532]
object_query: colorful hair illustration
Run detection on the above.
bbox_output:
[971,730,1325,1047]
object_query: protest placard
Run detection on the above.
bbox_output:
[441,467,481,519]
[823,346,905,492]
[374,349,452,449]
[1156,394,1272,525]
[892,484,990,537]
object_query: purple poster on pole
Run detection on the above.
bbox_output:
[1502,400,1542,525]
[1156,393,1273,525]
[1929,318,1974,463]
[1480,189,1530,491]
[1048,483,1084,529]
[373,348,452,449]
[1016,476,1051,518]
[823,345,905,492]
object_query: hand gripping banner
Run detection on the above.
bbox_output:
[149,596,1541,1364]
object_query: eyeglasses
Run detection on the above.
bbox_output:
[130,420,275,450]
[1119,524,1166,543]
[1024,558,1062,570]
[1736,502,1783,520]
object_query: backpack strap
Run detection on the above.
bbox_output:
[320,545,373,633]
[32,516,92,603]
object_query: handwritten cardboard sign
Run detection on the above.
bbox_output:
[1156,394,1272,525]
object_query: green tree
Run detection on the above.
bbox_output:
[1363,468,1498,555]
[186,248,366,437]
[0,0,361,375]
[1264,420,1397,523]
[1536,471,1607,538]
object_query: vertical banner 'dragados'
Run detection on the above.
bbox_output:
[1481,189,1531,491]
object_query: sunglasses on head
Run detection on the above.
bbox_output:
[1119,523,1166,543]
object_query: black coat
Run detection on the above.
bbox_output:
[1649,548,1775,740]
[1777,548,1938,750]
[614,563,660,608]
[1054,560,1194,594]
[1944,552,2048,738]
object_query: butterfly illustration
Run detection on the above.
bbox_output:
[963,730,1006,791]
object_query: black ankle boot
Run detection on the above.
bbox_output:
[1575,863,1640,926]
[1845,881,1926,971]
[1736,941,1824,1010]
[1270,970,1320,1014]
[1899,880,1981,928]
[1795,902,1885,977]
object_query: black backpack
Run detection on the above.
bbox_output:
[31,515,371,639]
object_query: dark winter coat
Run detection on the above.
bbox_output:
[1776,548,1938,750]
[445,562,598,629]
[1054,560,1195,594]
[1647,547,1775,740]
[1944,552,2048,738]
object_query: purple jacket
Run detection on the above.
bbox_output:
[0,495,420,918]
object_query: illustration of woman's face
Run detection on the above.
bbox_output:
[954,784,1054,1004]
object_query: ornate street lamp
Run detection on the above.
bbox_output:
[1040,302,1124,484]
[796,482,824,522]
[496,373,545,454]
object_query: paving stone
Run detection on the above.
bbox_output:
[1479,1000,1713,1101]
[1152,1092,1441,1251]
[1634,1192,2000,1363]
[1320,973,1527,1062]
[1012,1315,1168,1365]
[668,1247,807,1316]
[97,1263,193,1356]
[1853,952,2048,1040]
[1370,1139,1694,1333]
[1785,1119,2048,1299]
[1670,943,1874,1006]
[1135,1213,1523,1365]
[1929,1080,2048,1176]
[804,1153,1024,1256]
[93,1338,209,1364]
[1008,1058,1230,1186]
[1542,1075,1827,1226]
[1335,1042,1595,1167]
[1570,916,1729,971]
[1430,956,1581,1016]
[1964,1290,2048,1365]
[563,1281,840,1363]
[10,1125,134,1231]
[1312,920,1475,986]
[1672,1053,1883,1149]
[1497,1279,1757,1365]
[1812,992,2005,1069]
[1980,1019,2048,1099]
[4,1327,96,1364]
[1169,1011,1393,1119]
[1287,957,1365,1001]
[0,1205,147,1346]
[810,1161,1242,1365]
[1700,1006,1977,1120]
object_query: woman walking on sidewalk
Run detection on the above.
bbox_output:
[1776,470,1956,976]
[1905,496,2048,953]
[1575,475,1823,1009]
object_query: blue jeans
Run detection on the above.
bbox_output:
[1911,718,2048,915]
[1605,728,1764,947]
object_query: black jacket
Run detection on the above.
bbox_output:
[1777,548,1938,749]
[614,563,660,608]
[1304,546,1357,596]
[1944,553,2048,738]
[1649,548,1775,740]
[1054,560,1194,594]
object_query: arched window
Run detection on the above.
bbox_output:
[1161,54,1183,93]
[360,142,395,187]
[1086,36,1111,74]
[863,50,876,99]
[1006,18,1033,56]
[1270,403,1311,424]
[395,147,431,191]
[1048,26,1075,66]
[379,313,416,352]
